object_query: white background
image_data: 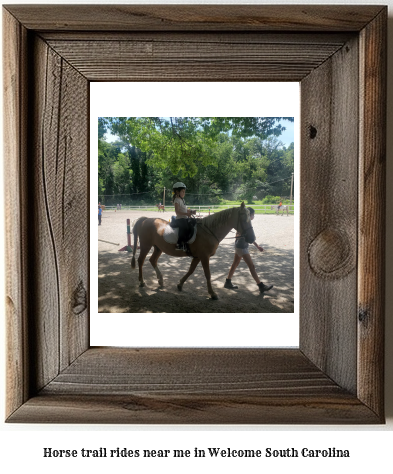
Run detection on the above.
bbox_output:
[90,82,300,348]
[1,0,392,473]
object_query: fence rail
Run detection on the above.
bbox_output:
[102,204,294,214]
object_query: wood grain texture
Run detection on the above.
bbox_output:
[3,9,30,417]
[9,392,379,425]
[358,9,387,416]
[3,5,384,31]
[7,348,379,424]
[300,36,359,394]
[40,31,355,44]
[3,5,386,424]
[23,36,90,392]
[46,38,347,82]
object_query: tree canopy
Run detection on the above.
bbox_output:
[98,117,294,206]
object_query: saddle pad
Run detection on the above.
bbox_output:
[163,222,197,245]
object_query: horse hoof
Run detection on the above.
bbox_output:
[177,284,183,291]
[139,282,145,287]
[211,294,218,300]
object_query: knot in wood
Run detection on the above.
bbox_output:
[73,281,87,315]
[358,307,369,324]
[309,125,317,139]
[308,228,354,279]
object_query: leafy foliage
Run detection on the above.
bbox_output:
[98,117,294,206]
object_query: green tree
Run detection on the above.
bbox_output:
[107,117,293,179]
[99,117,294,205]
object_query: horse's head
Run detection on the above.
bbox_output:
[237,202,256,243]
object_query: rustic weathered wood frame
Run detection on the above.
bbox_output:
[3,5,386,423]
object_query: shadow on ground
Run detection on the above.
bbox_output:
[98,244,294,313]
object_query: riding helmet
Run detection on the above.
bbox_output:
[172,182,186,189]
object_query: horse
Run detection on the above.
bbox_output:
[271,205,289,216]
[131,202,255,300]
[156,204,165,212]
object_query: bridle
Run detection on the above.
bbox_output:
[197,207,254,242]
[223,208,254,241]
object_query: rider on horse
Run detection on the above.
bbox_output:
[171,182,196,252]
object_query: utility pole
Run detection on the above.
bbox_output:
[163,187,165,208]
[290,173,294,207]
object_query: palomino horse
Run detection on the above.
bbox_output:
[271,205,289,216]
[156,204,165,212]
[131,202,255,300]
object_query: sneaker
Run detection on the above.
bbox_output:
[258,282,273,293]
[224,279,238,289]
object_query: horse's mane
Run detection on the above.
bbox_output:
[200,207,236,231]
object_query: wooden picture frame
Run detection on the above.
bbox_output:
[3,5,386,424]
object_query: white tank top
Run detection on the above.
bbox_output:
[174,197,188,219]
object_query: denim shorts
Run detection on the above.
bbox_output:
[235,246,249,257]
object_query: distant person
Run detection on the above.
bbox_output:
[224,207,273,294]
[98,205,102,225]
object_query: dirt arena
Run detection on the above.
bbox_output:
[98,209,294,313]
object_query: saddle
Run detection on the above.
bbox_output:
[164,218,197,246]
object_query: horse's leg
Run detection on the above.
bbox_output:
[177,257,200,291]
[200,255,218,300]
[149,245,164,287]
[137,244,152,287]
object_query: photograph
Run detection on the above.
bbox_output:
[97,116,295,314]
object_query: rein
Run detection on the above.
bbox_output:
[198,220,220,243]
[224,230,237,240]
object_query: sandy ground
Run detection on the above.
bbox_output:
[98,209,294,313]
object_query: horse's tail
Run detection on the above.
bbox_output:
[131,217,148,269]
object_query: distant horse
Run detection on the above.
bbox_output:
[156,204,165,212]
[131,202,255,300]
[271,205,289,216]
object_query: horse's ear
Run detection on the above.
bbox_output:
[241,201,245,208]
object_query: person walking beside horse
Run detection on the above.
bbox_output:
[224,207,273,294]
